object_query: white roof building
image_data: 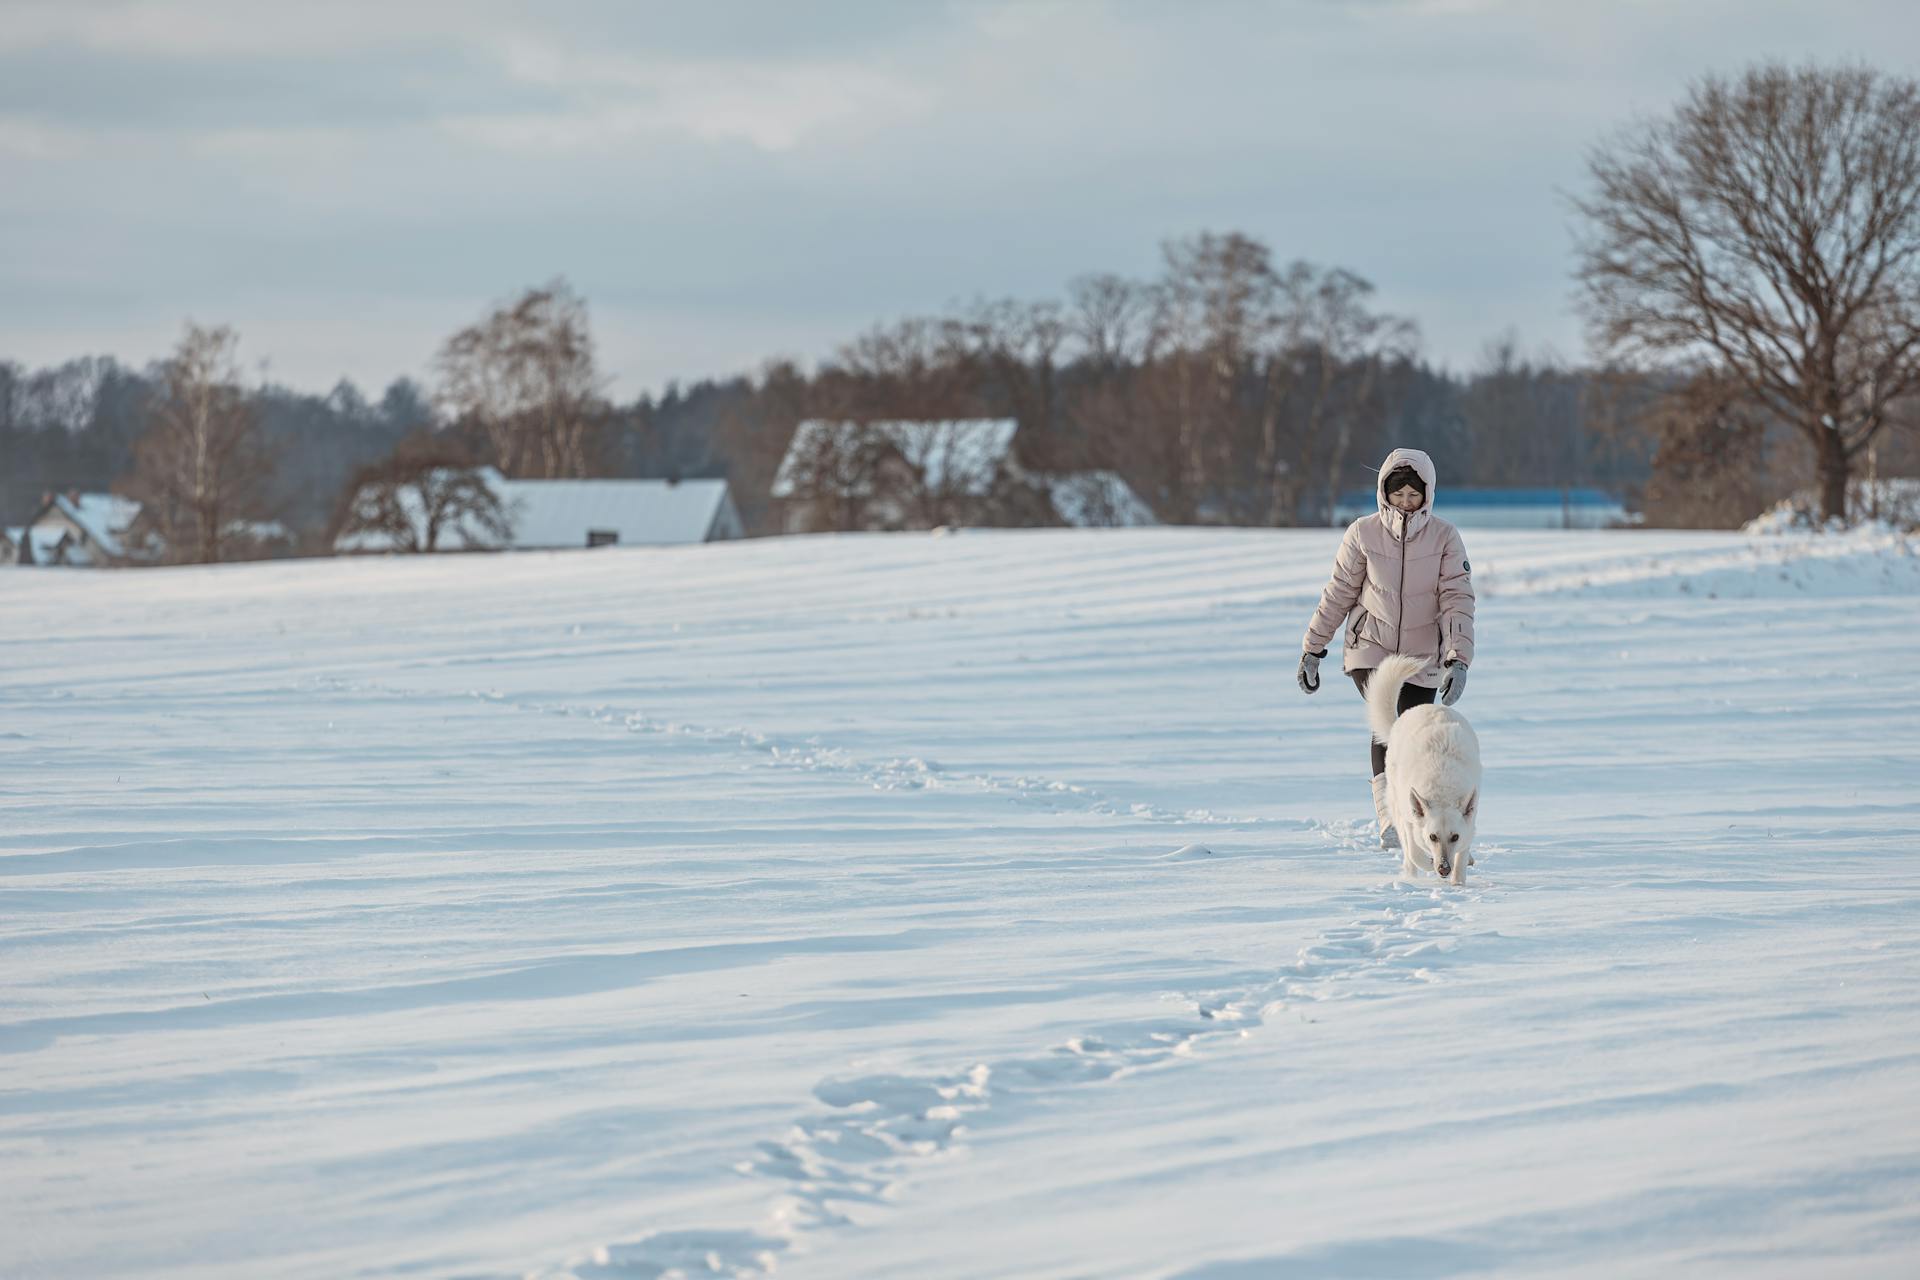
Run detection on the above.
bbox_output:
[13,492,148,566]
[769,420,1161,533]
[503,477,743,548]
[336,468,744,554]
[1044,471,1158,528]
[771,419,1021,500]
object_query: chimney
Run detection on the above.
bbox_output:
[67,488,82,505]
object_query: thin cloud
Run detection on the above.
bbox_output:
[450,44,933,152]
[3,1,1919,394]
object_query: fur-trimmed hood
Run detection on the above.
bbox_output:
[1376,447,1438,538]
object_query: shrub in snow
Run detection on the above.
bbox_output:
[1744,478,1920,535]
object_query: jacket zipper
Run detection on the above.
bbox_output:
[1395,508,1408,654]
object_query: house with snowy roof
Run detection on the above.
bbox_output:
[770,419,1027,534]
[1042,471,1158,528]
[768,419,1151,533]
[12,491,152,566]
[1331,486,1629,530]
[503,476,743,548]
[334,468,743,554]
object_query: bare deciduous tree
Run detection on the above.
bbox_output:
[1068,273,1148,369]
[1574,61,1920,521]
[437,280,609,479]
[1458,334,1592,490]
[951,297,1069,460]
[1639,369,1781,528]
[1129,237,1414,526]
[1273,263,1418,526]
[884,419,1017,527]
[122,323,277,564]
[332,432,512,552]
[713,360,810,535]
[831,316,983,421]
[1148,231,1284,520]
[771,419,893,533]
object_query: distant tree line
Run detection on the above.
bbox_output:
[1,263,1677,555]
[0,346,427,555]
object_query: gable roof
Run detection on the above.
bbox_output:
[335,469,739,552]
[27,525,77,563]
[1045,471,1158,528]
[37,493,143,559]
[771,419,1019,499]
[503,478,736,547]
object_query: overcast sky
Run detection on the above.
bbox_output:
[4,0,1918,399]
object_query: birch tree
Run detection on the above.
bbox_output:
[123,323,276,564]
[437,280,608,479]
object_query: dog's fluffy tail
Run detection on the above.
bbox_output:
[1366,654,1428,745]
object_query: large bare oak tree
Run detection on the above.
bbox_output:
[1574,62,1920,521]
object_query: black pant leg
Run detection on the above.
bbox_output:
[1351,670,1385,775]
[1352,667,1437,778]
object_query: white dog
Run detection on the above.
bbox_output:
[1365,655,1481,884]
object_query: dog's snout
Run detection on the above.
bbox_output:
[1436,861,1451,877]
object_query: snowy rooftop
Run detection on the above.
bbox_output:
[47,492,142,558]
[337,469,738,552]
[502,477,735,548]
[771,419,1019,498]
[1045,470,1158,528]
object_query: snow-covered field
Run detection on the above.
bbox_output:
[5,527,1919,1279]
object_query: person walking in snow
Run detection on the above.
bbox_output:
[1296,447,1476,846]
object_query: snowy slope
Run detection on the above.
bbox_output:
[3,527,1918,1279]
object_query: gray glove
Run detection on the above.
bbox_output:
[1297,649,1326,694]
[1439,661,1468,706]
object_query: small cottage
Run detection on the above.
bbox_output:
[503,477,744,549]
[335,469,743,554]
[13,492,148,566]
[769,419,1030,533]
[1043,471,1158,528]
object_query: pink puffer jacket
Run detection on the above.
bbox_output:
[1301,448,1475,688]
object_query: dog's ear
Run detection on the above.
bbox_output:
[1463,791,1477,819]
[1410,790,1426,819]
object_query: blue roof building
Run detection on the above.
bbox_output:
[1331,486,1631,529]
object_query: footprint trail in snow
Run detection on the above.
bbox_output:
[531,822,1497,1279]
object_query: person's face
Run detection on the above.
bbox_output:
[1387,484,1424,512]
